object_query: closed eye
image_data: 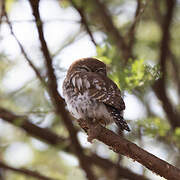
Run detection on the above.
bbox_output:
[96,68,105,74]
[78,66,90,72]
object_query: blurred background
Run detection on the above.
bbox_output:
[0,0,180,179]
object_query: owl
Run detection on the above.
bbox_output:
[63,58,130,131]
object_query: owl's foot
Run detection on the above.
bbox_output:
[87,120,101,143]
[77,119,89,132]
[78,118,101,143]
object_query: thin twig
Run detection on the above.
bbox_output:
[90,0,131,61]
[127,0,147,50]
[0,161,57,180]
[70,0,97,46]
[3,1,46,86]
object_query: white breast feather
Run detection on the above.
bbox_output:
[76,78,82,90]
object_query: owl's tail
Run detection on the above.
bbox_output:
[106,105,130,131]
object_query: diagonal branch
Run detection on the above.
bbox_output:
[90,0,131,61]
[0,108,148,180]
[0,108,66,146]
[0,161,56,180]
[78,119,180,180]
[28,1,97,179]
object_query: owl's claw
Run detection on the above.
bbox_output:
[78,118,101,143]
[87,123,101,143]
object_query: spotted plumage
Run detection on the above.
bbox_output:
[63,58,130,131]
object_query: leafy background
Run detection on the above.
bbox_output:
[0,0,180,179]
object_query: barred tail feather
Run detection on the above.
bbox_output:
[114,115,130,131]
[106,105,130,131]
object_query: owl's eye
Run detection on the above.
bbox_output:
[96,68,105,75]
[78,66,90,72]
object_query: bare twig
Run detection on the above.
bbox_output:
[69,0,97,46]
[3,1,46,86]
[90,0,131,61]
[78,119,180,180]
[28,1,97,179]
[0,161,56,180]
[127,0,147,50]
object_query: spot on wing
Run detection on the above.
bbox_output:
[96,93,106,100]
[95,83,102,90]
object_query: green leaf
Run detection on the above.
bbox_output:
[5,0,15,12]
[175,128,180,137]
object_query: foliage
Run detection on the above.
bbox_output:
[96,45,161,92]
[0,0,180,179]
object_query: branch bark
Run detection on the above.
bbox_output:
[78,119,180,180]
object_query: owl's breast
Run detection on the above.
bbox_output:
[63,87,112,124]
[63,88,93,119]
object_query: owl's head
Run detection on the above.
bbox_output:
[67,58,107,77]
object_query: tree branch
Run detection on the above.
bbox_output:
[0,107,148,180]
[28,1,97,179]
[78,119,180,180]
[0,108,66,146]
[0,161,56,180]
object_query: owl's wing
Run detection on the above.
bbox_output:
[89,74,125,111]
[72,72,125,111]
[71,72,129,131]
